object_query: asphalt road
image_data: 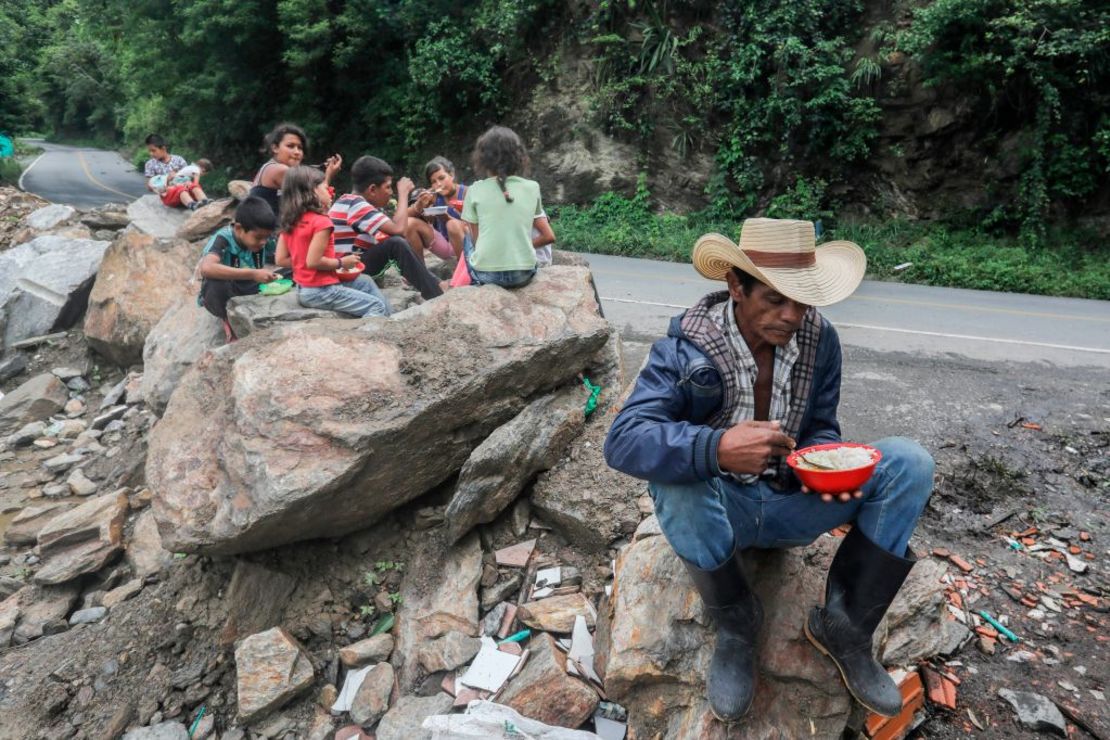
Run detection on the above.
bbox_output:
[13,142,1108,368]
[586,253,1110,369]
[18,140,147,208]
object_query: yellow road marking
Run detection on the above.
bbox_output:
[591,266,1110,323]
[77,151,139,201]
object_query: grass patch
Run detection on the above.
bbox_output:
[551,191,1110,300]
[0,158,23,185]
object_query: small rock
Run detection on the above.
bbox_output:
[349,662,394,725]
[375,694,454,740]
[997,688,1067,736]
[7,421,46,447]
[0,354,28,384]
[121,721,190,740]
[52,367,84,382]
[42,481,69,497]
[234,627,314,724]
[339,633,394,668]
[67,468,98,497]
[69,606,108,625]
[415,631,482,673]
[57,419,87,439]
[64,399,85,417]
[480,573,524,611]
[517,592,596,633]
[317,683,338,709]
[43,453,84,473]
[191,714,215,740]
[102,578,143,608]
[33,438,59,450]
[499,632,599,727]
[66,377,91,393]
[1006,650,1036,664]
[91,405,127,431]
[977,636,996,655]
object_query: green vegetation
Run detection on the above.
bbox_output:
[553,186,1110,300]
[0,160,21,186]
[0,0,1107,294]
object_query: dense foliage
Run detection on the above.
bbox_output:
[2,0,1108,244]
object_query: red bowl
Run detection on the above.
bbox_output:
[786,442,881,494]
[336,262,364,282]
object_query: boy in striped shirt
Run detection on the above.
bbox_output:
[328,156,444,300]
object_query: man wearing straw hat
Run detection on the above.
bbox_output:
[605,218,934,723]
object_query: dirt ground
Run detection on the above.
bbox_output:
[0,332,1106,739]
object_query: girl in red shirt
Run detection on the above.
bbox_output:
[275,166,391,317]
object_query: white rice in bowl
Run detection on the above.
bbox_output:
[796,446,875,471]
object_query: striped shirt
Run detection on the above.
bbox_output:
[712,298,799,484]
[328,194,390,253]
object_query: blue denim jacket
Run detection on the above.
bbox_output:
[604,312,843,484]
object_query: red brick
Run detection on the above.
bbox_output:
[921,666,958,711]
[948,555,974,573]
[865,671,924,740]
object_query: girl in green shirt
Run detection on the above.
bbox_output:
[461,126,555,288]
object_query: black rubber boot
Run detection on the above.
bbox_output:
[682,549,763,722]
[804,526,915,717]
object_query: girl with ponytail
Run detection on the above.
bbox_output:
[459,126,554,288]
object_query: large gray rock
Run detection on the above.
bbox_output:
[0,372,68,436]
[530,412,642,553]
[141,297,225,414]
[394,531,482,690]
[603,532,950,739]
[25,204,76,231]
[879,556,969,664]
[349,662,394,726]
[3,502,75,546]
[499,632,599,728]
[149,267,610,554]
[0,235,111,348]
[235,627,315,724]
[226,292,343,340]
[126,195,190,239]
[34,491,129,585]
[84,231,202,366]
[80,206,130,230]
[445,387,585,543]
[176,198,234,241]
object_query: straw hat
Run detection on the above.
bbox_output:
[692,218,866,306]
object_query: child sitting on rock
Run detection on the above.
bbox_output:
[143,134,209,210]
[421,155,470,259]
[197,196,280,340]
[328,156,444,300]
[461,126,555,288]
[275,165,391,318]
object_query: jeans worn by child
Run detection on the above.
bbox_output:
[298,274,391,318]
[463,234,535,288]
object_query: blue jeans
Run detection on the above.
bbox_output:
[648,437,934,569]
[298,275,391,318]
[463,235,536,288]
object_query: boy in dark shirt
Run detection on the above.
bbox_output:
[198,196,281,339]
[328,156,444,300]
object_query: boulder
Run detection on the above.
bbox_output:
[446,387,585,543]
[126,195,190,239]
[34,491,129,585]
[394,532,482,690]
[530,376,641,554]
[149,267,610,553]
[603,533,951,739]
[375,694,454,740]
[126,509,174,577]
[84,231,202,366]
[0,373,68,436]
[25,204,76,231]
[219,560,297,647]
[3,502,75,546]
[141,297,225,414]
[879,557,966,664]
[0,235,111,348]
[0,353,28,383]
[226,291,343,340]
[349,662,394,726]
[235,627,315,724]
[499,632,599,728]
[176,198,235,241]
